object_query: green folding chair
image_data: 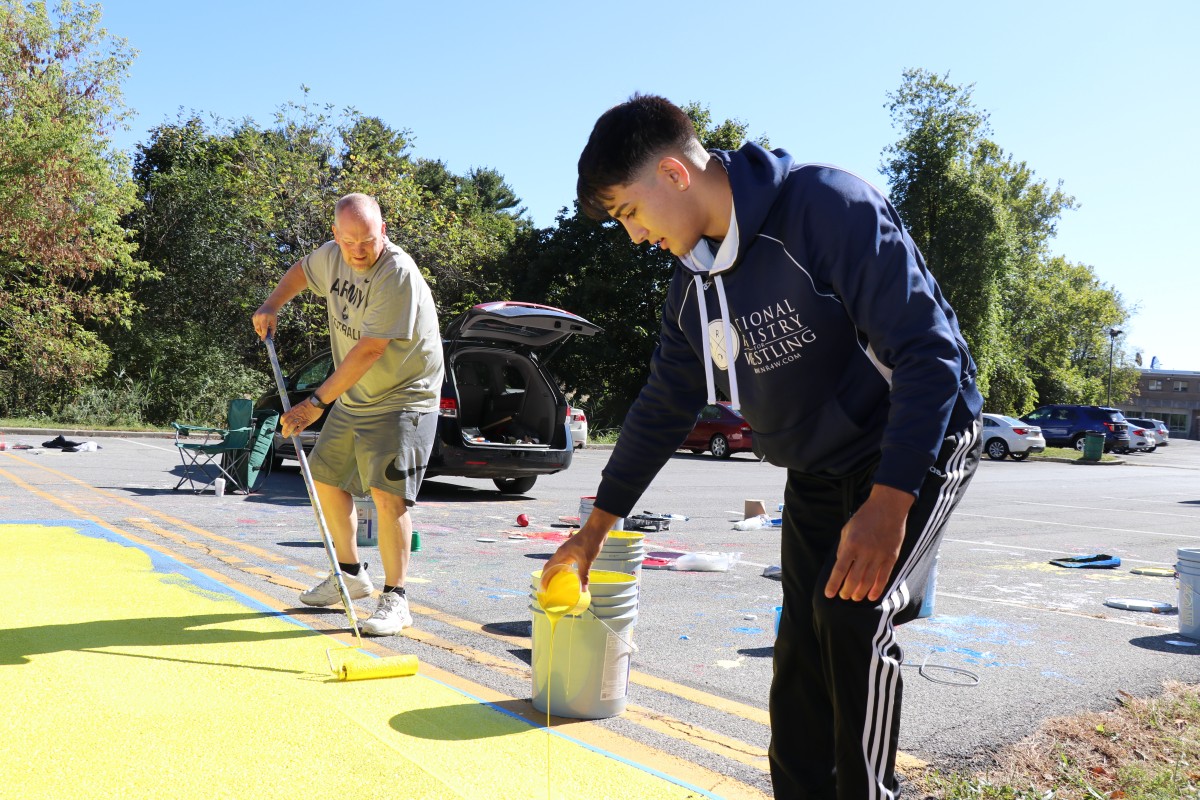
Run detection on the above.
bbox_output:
[172,399,256,494]
[224,408,280,494]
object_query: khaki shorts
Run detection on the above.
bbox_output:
[308,404,437,505]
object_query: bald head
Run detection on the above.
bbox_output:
[332,193,386,270]
[334,193,382,226]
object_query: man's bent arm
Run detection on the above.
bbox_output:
[312,336,391,405]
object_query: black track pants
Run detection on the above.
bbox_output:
[768,421,982,800]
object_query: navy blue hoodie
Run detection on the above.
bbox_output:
[593,143,983,518]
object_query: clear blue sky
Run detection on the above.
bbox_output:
[97,0,1199,371]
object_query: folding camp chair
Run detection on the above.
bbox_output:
[224,408,280,493]
[172,398,260,494]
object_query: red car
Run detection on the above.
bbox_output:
[681,403,754,458]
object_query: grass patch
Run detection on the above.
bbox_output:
[1030,446,1121,463]
[588,427,621,445]
[907,681,1200,799]
[0,417,171,433]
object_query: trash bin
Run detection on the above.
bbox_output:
[1082,430,1105,461]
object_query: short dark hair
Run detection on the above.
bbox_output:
[576,94,698,221]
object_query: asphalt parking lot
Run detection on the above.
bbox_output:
[2,430,1198,796]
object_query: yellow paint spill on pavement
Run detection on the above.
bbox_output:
[0,523,710,800]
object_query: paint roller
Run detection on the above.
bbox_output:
[264,335,419,681]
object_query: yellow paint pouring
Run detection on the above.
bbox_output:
[536,563,590,800]
[0,523,708,799]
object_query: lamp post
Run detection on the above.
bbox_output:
[1106,326,1123,406]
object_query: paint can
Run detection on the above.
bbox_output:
[530,570,639,719]
[1177,547,1200,639]
[354,497,377,547]
[918,557,939,619]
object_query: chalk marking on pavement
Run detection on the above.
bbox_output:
[1011,499,1200,521]
[955,512,1200,540]
[936,592,1176,631]
[944,538,1162,564]
[117,437,175,452]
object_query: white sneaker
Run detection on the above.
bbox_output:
[299,566,375,607]
[361,591,412,636]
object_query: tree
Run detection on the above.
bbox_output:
[116,99,526,425]
[499,104,763,429]
[881,69,1128,414]
[0,0,144,415]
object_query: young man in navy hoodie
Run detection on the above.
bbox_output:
[543,94,984,799]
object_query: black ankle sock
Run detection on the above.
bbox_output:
[339,561,361,576]
[382,585,406,597]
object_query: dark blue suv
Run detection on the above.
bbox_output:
[1020,405,1131,452]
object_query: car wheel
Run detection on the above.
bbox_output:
[985,438,1009,460]
[710,434,731,459]
[1146,444,1157,453]
[1010,452,1029,461]
[1072,435,1087,452]
[493,476,536,494]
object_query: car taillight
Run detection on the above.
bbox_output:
[1103,422,1115,432]
[1012,427,1029,435]
[572,410,586,422]
[1132,428,1144,436]
[439,397,458,417]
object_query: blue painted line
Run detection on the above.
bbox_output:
[10,519,722,797]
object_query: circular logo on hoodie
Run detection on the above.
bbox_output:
[707,319,740,371]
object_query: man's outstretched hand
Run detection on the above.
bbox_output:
[541,507,619,592]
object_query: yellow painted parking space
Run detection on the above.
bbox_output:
[0,522,713,800]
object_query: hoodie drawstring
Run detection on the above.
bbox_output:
[713,275,741,411]
[693,275,717,405]
[692,274,741,411]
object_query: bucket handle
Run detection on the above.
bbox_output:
[586,607,640,653]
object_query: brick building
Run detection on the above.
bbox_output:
[1122,369,1200,440]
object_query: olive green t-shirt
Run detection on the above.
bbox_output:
[301,239,444,414]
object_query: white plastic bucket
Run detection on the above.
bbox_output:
[530,603,638,719]
[578,496,623,531]
[354,497,377,547]
[1178,548,1200,639]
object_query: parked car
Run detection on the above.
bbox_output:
[1119,424,1154,454]
[981,413,1046,461]
[1019,405,1130,452]
[680,403,754,458]
[1125,417,1169,449]
[568,406,588,449]
[256,302,601,494]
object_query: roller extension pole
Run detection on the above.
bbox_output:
[264,336,362,642]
